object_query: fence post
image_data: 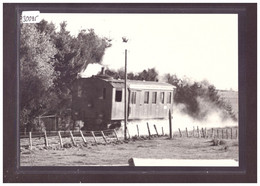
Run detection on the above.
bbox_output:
[91,131,97,144]
[147,123,151,138]
[226,128,228,139]
[217,129,219,138]
[162,127,164,136]
[178,128,182,137]
[193,126,195,137]
[29,132,32,150]
[222,129,224,139]
[113,129,119,141]
[101,131,107,143]
[154,125,159,136]
[69,131,77,146]
[236,129,238,139]
[169,110,173,139]
[231,128,233,139]
[44,131,49,147]
[197,126,200,138]
[211,128,214,138]
[201,128,204,138]
[136,125,139,137]
[80,130,87,143]
[204,128,207,138]
[186,128,189,137]
[58,131,63,148]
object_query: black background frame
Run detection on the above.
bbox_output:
[3,3,257,183]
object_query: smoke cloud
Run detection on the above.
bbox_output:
[116,103,238,138]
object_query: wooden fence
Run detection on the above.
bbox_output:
[21,129,119,150]
[176,127,238,139]
[21,125,238,150]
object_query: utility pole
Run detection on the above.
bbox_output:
[124,49,127,140]
[122,37,128,140]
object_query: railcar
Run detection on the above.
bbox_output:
[72,74,176,130]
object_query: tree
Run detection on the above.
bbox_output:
[36,19,56,37]
[52,24,111,113]
[135,68,158,81]
[20,20,112,131]
[104,67,159,81]
[20,23,57,130]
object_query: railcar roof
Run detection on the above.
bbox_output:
[87,76,175,90]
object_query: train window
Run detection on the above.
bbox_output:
[78,85,82,97]
[160,92,165,104]
[152,92,157,104]
[115,90,122,102]
[131,92,136,104]
[167,92,172,103]
[144,91,149,104]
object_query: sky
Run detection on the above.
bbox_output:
[41,13,238,91]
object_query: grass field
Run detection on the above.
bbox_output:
[20,131,238,166]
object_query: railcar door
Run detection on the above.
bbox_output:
[128,90,141,119]
[112,88,125,120]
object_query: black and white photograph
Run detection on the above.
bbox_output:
[19,11,240,167]
[3,2,257,183]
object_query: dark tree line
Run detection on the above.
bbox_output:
[20,20,111,130]
[103,67,159,81]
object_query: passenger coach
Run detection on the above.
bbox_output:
[72,74,176,130]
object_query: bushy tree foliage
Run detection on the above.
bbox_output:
[20,20,111,130]
[135,68,158,81]
[36,19,56,37]
[52,23,111,113]
[104,67,158,81]
[164,73,237,121]
[20,23,57,129]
